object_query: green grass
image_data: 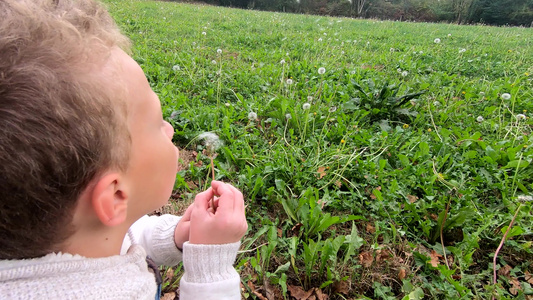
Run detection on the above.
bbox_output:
[104,1,533,298]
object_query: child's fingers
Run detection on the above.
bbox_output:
[180,203,195,221]
[211,181,236,213]
[193,187,214,212]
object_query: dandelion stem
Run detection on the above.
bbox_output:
[492,203,522,300]
[210,156,216,211]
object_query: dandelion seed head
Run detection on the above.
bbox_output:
[202,31,206,35]
[318,38,323,42]
[217,48,222,54]
[303,103,311,110]
[248,111,258,120]
[328,106,337,113]
[401,71,408,77]
[286,78,293,85]
[280,59,286,64]
[476,116,484,122]
[211,60,217,64]
[198,132,223,154]
[170,111,179,119]
[172,65,180,71]
[501,93,511,100]
[225,103,231,107]
[307,96,313,102]
[318,67,326,75]
[285,113,292,120]
[459,48,466,53]
[448,33,452,37]
[434,38,441,44]
[518,195,533,202]
[516,114,526,120]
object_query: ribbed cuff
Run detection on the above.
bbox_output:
[150,214,183,266]
[182,242,240,283]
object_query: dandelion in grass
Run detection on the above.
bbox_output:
[211,60,217,64]
[318,38,323,42]
[501,93,511,100]
[303,103,311,110]
[285,113,292,120]
[225,103,231,107]
[401,71,408,77]
[197,132,223,211]
[434,38,441,44]
[518,195,533,202]
[516,114,526,121]
[286,78,293,85]
[217,48,222,54]
[248,111,257,121]
[403,124,409,129]
[172,65,180,71]
[307,96,313,102]
[476,116,484,122]
[448,33,452,37]
[459,48,466,53]
[328,106,337,113]
[202,31,206,35]
[318,67,326,75]
[280,59,286,65]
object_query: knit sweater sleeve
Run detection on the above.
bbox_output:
[179,242,241,300]
[125,214,183,266]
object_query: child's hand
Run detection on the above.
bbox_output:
[174,203,194,250]
[189,181,248,245]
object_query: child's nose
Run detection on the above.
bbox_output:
[163,121,174,139]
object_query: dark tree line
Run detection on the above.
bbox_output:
[177,0,533,26]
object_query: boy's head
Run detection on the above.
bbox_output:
[0,0,137,259]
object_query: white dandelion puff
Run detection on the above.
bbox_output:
[285,113,292,120]
[501,93,511,100]
[476,116,484,122]
[302,103,311,110]
[286,79,293,85]
[197,132,223,154]
[434,38,441,44]
[401,71,408,77]
[517,195,533,202]
[307,96,313,102]
[329,106,337,113]
[211,60,217,64]
[318,38,323,42]
[172,65,180,71]
[516,114,526,120]
[202,31,207,35]
[225,103,231,107]
[280,59,286,64]
[318,67,326,75]
[217,48,222,54]
[459,48,466,53]
[248,111,258,120]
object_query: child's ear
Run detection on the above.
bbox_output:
[91,173,129,227]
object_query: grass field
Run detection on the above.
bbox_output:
[104,1,533,298]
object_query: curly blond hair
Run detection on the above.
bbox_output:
[0,0,132,259]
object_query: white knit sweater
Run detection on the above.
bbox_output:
[0,214,241,299]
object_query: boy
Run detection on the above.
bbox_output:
[0,0,248,299]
